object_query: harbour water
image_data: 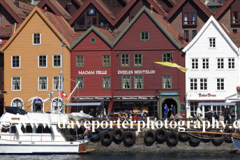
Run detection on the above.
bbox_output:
[1,153,240,160]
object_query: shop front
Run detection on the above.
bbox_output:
[71,96,111,115]
[159,92,186,119]
[112,96,157,117]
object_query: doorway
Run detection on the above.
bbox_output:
[162,98,177,118]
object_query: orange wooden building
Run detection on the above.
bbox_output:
[1,7,77,112]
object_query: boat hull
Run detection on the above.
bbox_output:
[0,140,89,154]
[233,138,240,151]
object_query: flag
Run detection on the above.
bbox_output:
[154,62,188,72]
[60,91,68,97]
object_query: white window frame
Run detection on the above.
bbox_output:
[51,97,62,110]
[11,77,21,91]
[191,58,198,70]
[216,58,224,70]
[199,78,208,91]
[216,78,224,91]
[52,76,62,91]
[227,57,235,70]
[209,37,216,48]
[38,76,48,91]
[11,55,20,68]
[32,33,41,45]
[189,78,198,90]
[11,97,23,108]
[52,55,62,68]
[38,55,47,68]
[202,58,209,70]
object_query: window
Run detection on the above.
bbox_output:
[232,11,240,24]
[102,55,110,67]
[140,31,149,41]
[213,106,225,117]
[202,58,209,69]
[12,77,21,91]
[228,58,235,69]
[38,55,47,68]
[192,30,197,39]
[12,98,23,108]
[76,77,84,89]
[191,59,198,69]
[209,38,216,48]
[217,58,224,69]
[162,75,172,89]
[33,33,41,45]
[52,98,62,110]
[190,102,198,116]
[200,79,207,90]
[184,30,189,42]
[134,75,143,89]
[53,76,61,91]
[217,78,224,90]
[76,55,84,67]
[190,79,197,90]
[12,55,20,68]
[53,55,61,68]
[162,53,171,62]
[38,77,47,91]
[103,77,111,89]
[75,5,108,30]
[183,12,196,25]
[121,54,129,67]
[122,75,131,89]
[134,53,142,66]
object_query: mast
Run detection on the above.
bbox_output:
[61,33,66,113]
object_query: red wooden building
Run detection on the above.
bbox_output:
[112,7,186,118]
[70,26,115,114]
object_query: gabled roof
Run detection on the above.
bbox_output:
[1,6,76,51]
[112,6,184,49]
[71,25,114,49]
[168,0,212,20]
[0,0,23,23]
[69,0,166,26]
[182,16,238,53]
[37,0,72,20]
[214,0,234,20]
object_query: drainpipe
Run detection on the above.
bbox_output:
[109,47,114,113]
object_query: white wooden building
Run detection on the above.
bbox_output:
[183,16,240,119]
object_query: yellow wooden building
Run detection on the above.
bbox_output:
[1,7,76,112]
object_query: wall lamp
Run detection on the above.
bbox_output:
[171,51,174,59]
[117,52,119,57]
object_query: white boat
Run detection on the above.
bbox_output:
[0,107,94,154]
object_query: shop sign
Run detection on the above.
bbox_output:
[33,99,43,104]
[78,70,107,75]
[74,97,111,100]
[114,97,155,100]
[161,92,178,95]
[118,70,155,75]
[198,93,216,97]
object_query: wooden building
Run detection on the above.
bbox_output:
[1,7,76,113]
[70,26,114,114]
[112,7,186,118]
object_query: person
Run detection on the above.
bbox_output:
[118,114,122,120]
[133,113,137,121]
[196,105,203,124]
[169,105,173,118]
[96,107,100,118]
[104,108,106,116]
[219,113,224,123]
[208,107,213,123]
[164,104,169,119]
[89,108,95,117]
[170,113,174,119]
[129,114,133,121]
[224,106,230,123]
[215,112,219,122]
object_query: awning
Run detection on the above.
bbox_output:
[198,102,236,106]
[66,102,102,106]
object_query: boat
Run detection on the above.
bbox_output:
[0,106,95,154]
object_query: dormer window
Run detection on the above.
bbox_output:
[232,12,240,24]
[183,12,196,25]
[75,5,108,30]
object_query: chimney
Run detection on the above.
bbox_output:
[31,0,35,5]
[164,12,168,22]
[14,0,19,8]
[150,5,153,13]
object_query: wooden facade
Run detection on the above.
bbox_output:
[1,7,72,113]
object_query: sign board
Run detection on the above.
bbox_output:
[118,70,155,75]
[198,93,216,97]
[161,92,178,95]
[113,97,156,101]
[78,70,107,75]
[33,99,43,105]
[73,97,111,101]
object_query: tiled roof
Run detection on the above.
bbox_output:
[97,0,126,18]
[40,9,76,44]
[229,34,240,48]
[18,1,35,15]
[4,0,27,20]
[95,27,115,42]
[0,24,14,38]
[153,0,174,12]
[150,9,186,47]
[49,0,72,20]
[95,0,116,19]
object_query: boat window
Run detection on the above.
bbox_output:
[26,125,33,133]
[36,125,51,134]
[10,125,17,133]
